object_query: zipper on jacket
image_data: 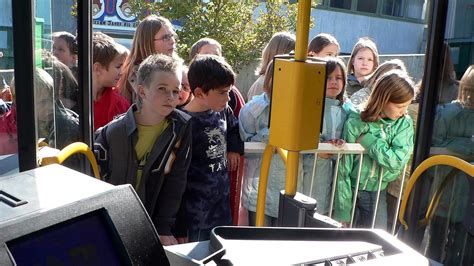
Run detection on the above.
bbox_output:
[152,121,177,173]
[363,160,377,190]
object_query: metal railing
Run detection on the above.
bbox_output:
[245,142,408,234]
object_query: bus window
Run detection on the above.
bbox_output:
[35,0,82,170]
[424,1,474,263]
[0,1,18,176]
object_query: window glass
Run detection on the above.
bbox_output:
[382,0,404,17]
[35,0,81,169]
[0,0,19,176]
[357,0,377,13]
[425,0,474,264]
[406,0,426,19]
[330,0,352,10]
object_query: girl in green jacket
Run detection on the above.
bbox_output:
[335,70,415,230]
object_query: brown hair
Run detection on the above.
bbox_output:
[256,32,295,76]
[361,70,415,122]
[118,15,174,94]
[92,32,124,69]
[308,33,340,55]
[262,60,275,97]
[326,57,347,104]
[458,65,474,109]
[347,37,379,75]
[189,38,222,60]
[52,31,77,55]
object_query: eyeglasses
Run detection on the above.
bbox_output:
[154,33,178,42]
[155,87,181,99]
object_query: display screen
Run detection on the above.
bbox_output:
[7,209,131,266]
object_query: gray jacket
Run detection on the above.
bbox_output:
[94,105,192,235]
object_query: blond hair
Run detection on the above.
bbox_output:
[458,65,474,109]
[361,70,415,122]
[262,60,275,97]
[256,32,295,76]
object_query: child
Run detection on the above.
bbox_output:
[346,37,379,98]
[437,43,460,104]
[350,59,407,107]
[52,31,78,69]
[94,54,192,246]
[177,65,192,108]
[118,15,177,103]
[45,56,79,113]
[183,55,244,241]
[239,60,302,225]
[302,57,352,215]
[34,68,79,150]
[335,69,415,229]
[188,38,246,225]
[427,65,473,265]
[92,32,130,130]
[189,38,222,60]
[247,32,295,100]
[188,37,245,117]
[0,78,17,155]
[308,33,340,58]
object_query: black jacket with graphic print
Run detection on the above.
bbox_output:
[183,106,244,231]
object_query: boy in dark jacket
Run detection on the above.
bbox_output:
[94,54,192,246]
[183,55,244,241]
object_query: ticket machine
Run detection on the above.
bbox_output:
[0,164,168,265]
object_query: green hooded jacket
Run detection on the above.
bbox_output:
[334,111,414,222]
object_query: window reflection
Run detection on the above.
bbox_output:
[0,0,18,176]
[426,0,474,263]
[33,0,81,170]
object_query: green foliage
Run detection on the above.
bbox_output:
[71,0,77,17]
[127,0,305,71]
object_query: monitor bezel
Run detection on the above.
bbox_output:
[0,185,168,265]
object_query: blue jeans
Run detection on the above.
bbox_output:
[354,190,387,230]
[188,228,212,242]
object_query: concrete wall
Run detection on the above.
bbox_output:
[310,9,427,55]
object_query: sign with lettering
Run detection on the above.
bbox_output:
[92,0,140,31]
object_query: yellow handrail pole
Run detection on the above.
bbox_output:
[419,174,454,227]
[40,142,101,179]
[275,147,288,163]
[255,144,275,226]
[294,0,311,61]
[285,151,300,196]
[399,155,474,230]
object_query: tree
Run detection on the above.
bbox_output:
[128,0,301,71]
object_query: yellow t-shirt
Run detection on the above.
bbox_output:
[135,119,169,189]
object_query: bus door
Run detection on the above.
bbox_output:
[0,0,92,176]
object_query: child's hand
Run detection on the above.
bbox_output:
[326,139,346,147]
[227,152,240,171]
[159,235,178,246]
[356,134,365,143]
